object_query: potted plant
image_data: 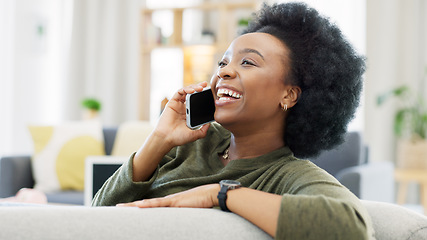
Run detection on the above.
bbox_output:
[81,98,102,120]
[237,17,251,35]
[377,85,427,169]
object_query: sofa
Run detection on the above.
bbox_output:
[0,128,394,205]
[310,132,395,202]
[0,200,426,240]
[0,127,117,205]
[0,126,426,239]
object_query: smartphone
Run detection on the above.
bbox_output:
[186,87,216,129]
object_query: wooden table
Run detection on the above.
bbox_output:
[395,169,427,214]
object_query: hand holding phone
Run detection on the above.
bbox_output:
[151,83,211,149]
[185,87,216,129]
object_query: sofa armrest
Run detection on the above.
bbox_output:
[0,201,426,240]
[336,162,395,202]
[362,200,427,240]
[0,156,34,197]
[0,207,272,240]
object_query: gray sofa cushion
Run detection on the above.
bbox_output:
[0,207,271,240]
[0,201,426,240]
[363,200,427,240]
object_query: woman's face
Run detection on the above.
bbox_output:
[211,32,292,128]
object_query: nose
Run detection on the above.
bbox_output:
[217,64,237,80]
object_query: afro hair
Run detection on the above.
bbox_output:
[243,2,366,158]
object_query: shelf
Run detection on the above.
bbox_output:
[140,1,258,52]
[141,2,258,13]
[138,1,259,120]
[141,43,225,54]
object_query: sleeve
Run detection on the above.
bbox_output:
[91,152,160,206]
[275,181,375,240]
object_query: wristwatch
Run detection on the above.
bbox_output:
[217,180,241,212]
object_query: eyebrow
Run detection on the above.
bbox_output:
[238,48,264,60]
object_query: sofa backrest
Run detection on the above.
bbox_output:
[310,132,366,177]
[102,128,117,155]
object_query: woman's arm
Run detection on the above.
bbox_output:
[117,184,371,239]
[229,187,371,239]
[131,131,176,182]
[116,185,281,236]
[227,188,282,236]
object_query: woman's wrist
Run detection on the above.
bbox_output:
[132,131,174,182]
[147,129,176,154]
[211,184,221,207]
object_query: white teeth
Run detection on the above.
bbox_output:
[217,89,242,99]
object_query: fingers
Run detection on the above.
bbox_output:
[116,184,219,209]
[172,82,209,101]
[116,198,172,208]
[190,81,208,91]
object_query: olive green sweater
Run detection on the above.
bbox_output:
[92,123,374,239]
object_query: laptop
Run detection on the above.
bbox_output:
[84,156,128,206]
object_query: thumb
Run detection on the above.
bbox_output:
[194,123,211,138]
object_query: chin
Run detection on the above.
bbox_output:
[214,113,232,126]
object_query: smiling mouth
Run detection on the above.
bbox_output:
[217,88,242,100]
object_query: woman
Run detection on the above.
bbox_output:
[93,2,373,239]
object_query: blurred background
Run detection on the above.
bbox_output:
[0,0,426,209]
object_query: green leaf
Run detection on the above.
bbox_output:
[394,109,407,137]
[376,85,408,106]
[378,85,427,140]
[82,98,102,111]
[392,85,409,96]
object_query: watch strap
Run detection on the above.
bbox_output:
[217,185,230,212]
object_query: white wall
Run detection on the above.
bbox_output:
[65,0,141,125]
[365,0,427,163]
[0,0,72,155]
[0,0,141,155]
[0,0,16,155]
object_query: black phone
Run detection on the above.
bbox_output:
[185,87,216,129]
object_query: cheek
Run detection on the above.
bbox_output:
[245,87,279,111]
[245,77,285,108]
[210,73,219,87]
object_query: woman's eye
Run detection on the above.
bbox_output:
[242,59,255,66]
[218,60,227,68]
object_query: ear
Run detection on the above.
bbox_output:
[280,86,301,109]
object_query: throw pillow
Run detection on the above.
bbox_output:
[111,121,154,156]
[28,120,105,192]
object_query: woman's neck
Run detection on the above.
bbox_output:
[226,128,286,161]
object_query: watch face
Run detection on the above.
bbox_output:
[220,180,241,187]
